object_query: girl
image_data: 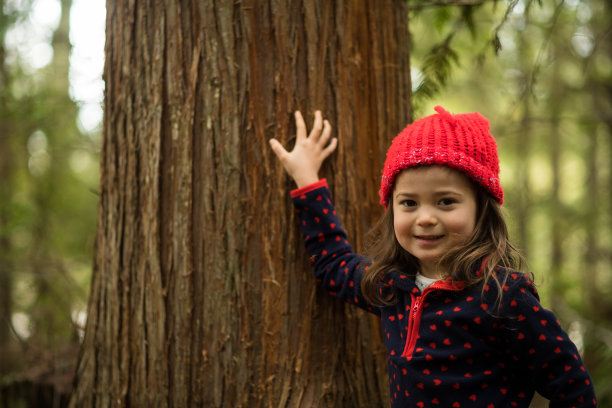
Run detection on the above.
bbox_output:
[269,106,597,407]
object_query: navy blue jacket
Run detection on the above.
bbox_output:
[292,179,597,408]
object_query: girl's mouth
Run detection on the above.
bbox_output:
[415,235,444,241]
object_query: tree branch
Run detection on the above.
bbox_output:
[554,299,612,350]
[409,0,488,10]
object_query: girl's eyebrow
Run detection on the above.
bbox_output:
[433,190,463,196]
[394,192,416,199]
[395,190,463,198]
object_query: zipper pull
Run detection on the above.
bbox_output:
[412,297,421,317]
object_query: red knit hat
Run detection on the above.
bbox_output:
[379,105,503,208]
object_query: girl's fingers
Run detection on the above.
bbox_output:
[290,109,333,156]
[295,111,307,141]
[268,138,288,160]
[321,137,338,159]
[309,111,323,141]
[318,120,332,147]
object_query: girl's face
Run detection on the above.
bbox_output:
[392,166,477,279]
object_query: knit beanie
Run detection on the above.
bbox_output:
[379,105,503,208]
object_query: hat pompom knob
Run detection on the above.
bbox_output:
[434,105,457,127]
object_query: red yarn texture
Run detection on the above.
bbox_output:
[379,105,503,208]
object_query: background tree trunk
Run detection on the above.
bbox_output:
[30,0,78,349]
[0,0,15,375]
[70,1,411,406]
[548,46,563,312]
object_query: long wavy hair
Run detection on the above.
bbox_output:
[362,178,527,308]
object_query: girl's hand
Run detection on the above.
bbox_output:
[269,110,338,188]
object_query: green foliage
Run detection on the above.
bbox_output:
[432,5,453,32]
[414,34,459,103]
[460,5,478,38]
[0,0,98,391]
[409,1,499,113]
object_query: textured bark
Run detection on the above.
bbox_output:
[71,1,411,407]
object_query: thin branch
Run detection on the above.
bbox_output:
[5,315,30,350]
[410,0,488,10]
[582,24,612,73]
[527,0,566,96]
[491,0,521,54]
[554,299,612,350]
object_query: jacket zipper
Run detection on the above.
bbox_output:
[401,289,429,361]
[400,280,465,360]
[399,263,483,360]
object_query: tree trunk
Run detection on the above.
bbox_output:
[513,24,532,260]
[30,0,78,349]
[70,1,411,407]
[548,47,563,312]
[0,0,16,376]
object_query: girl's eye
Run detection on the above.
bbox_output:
[400,199,417,207]
[439,198,456,206]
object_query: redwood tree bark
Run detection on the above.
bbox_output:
[71,1,411,406]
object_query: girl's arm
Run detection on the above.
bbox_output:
[502,275,597,407]
[291,180,377,314]
[269,110,337,188]
[270,111,378,315]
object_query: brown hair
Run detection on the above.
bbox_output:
[361,181,527,308]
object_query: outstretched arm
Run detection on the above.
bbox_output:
[269,110,338,188]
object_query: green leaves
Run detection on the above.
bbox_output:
[413,34,459,101]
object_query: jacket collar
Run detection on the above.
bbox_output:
[382,258,488,294]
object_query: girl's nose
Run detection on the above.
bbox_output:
[416,208,437,226]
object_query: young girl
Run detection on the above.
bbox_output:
[269,106,597,407]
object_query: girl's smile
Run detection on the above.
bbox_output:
[392,166,478,279]
[414,235,444,245]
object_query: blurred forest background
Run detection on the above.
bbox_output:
[0,0,611,406]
